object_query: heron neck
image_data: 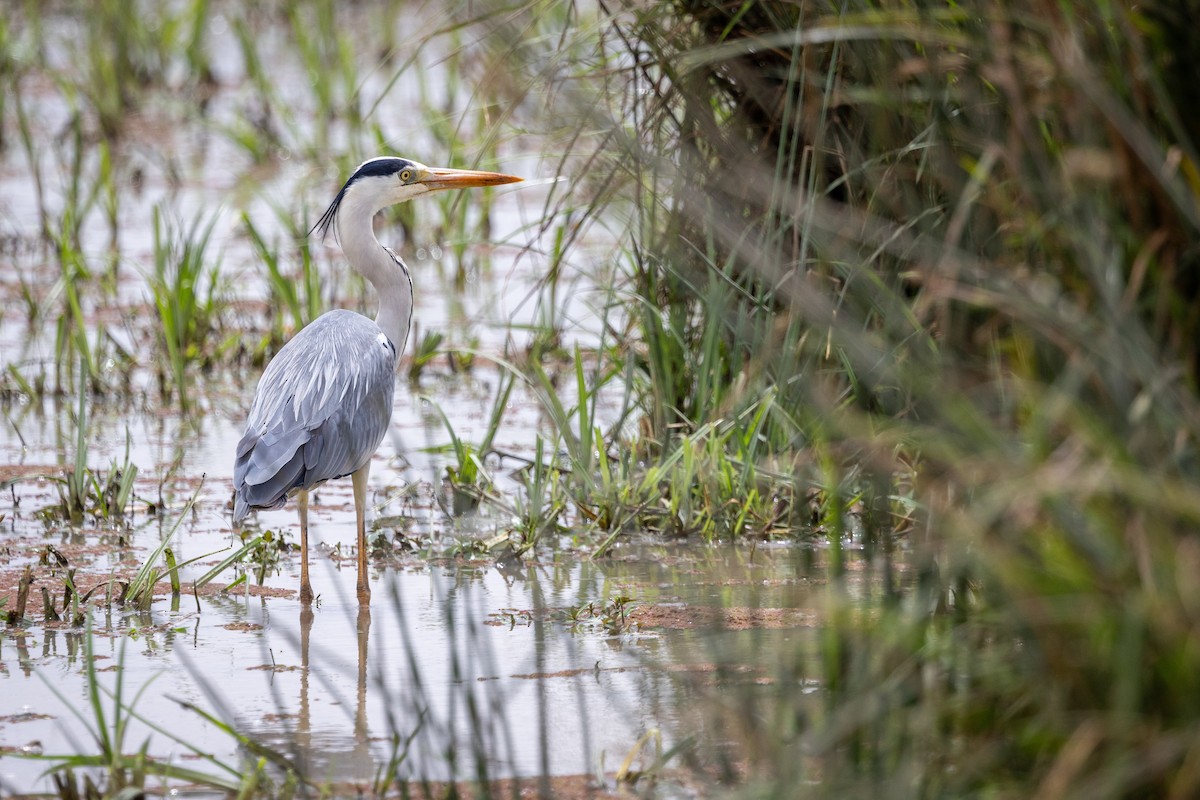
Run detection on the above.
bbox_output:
[337,198,414,365]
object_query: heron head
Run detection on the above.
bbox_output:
[311,156,522,242]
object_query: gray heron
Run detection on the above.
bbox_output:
[233,156,522,605]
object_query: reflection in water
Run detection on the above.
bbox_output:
[246,550,823,784]
[0,544,832,790]
[15,633,33,677]
[293,604,373,780]
[356,606,370,748]
[37,629,83,662]
[298,604,313,761]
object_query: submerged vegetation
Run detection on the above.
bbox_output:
[1,0,1200,797]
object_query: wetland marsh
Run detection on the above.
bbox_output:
[5,1,1200,798]
[0,1,832,794]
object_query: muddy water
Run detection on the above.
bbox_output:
[0,524,824,791]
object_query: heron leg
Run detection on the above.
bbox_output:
[352,463,372,605]
[298,489,314,605]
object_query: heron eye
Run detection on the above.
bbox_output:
[399,169,412,182]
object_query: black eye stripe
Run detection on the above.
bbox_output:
[350,157,414,183]
[308,156,419,242]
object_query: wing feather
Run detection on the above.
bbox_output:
[233,310,397,521]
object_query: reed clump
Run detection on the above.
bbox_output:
[514,0,1200,795]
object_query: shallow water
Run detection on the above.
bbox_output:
[0,533,823,791]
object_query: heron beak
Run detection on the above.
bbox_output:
[419,167,523,190]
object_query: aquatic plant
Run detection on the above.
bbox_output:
[507,436,568,553]
[242,208,325,347]
[42,368,138,524]
[406,329,445,382]
[122,480,270,610]
[149,205,226,406]
[427,395,495,516]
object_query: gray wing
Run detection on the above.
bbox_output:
[233,309,397,521]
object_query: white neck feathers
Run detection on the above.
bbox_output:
[334,186,414,363]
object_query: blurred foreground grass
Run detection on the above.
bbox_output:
[536,1,1200,796]
[3,0,1200,796]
